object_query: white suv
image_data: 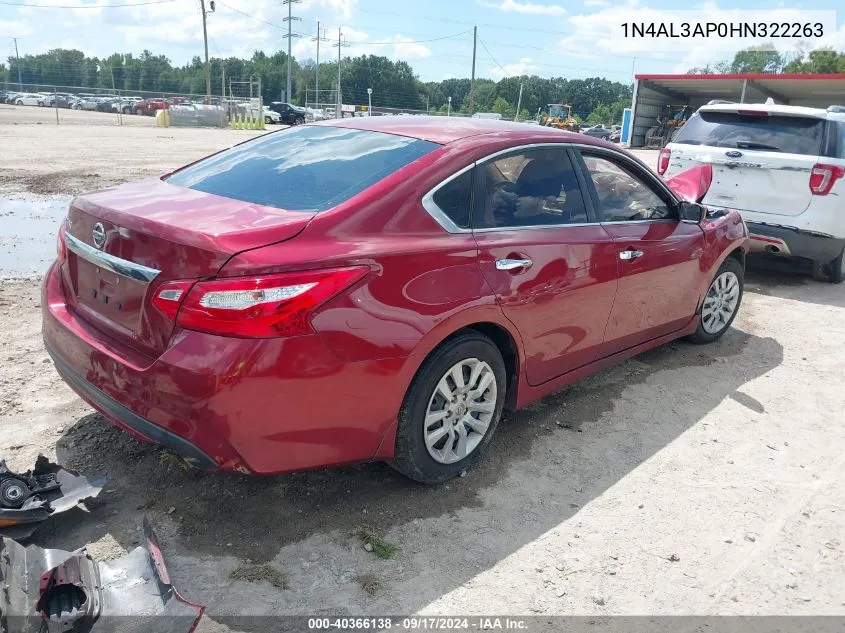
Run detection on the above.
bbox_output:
[660,102,845,283]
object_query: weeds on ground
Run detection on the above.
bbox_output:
[357,525,396,559]
[230,563,289,589]
[356,573,381,596]
[159,449,191,472]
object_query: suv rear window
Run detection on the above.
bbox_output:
[673,111,825,156]
[167,126,438,211]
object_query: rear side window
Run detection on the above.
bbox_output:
[476,147,589,229]
[674,111,825,156]
[432,169,473,229]
[167,126,438,212]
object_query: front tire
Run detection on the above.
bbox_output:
[689,257,744,344]
[392,332,506,484]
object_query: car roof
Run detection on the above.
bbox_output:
[314,115,590,145]
[697,102,831,120]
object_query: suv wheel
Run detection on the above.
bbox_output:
[391,332,506,484]
[689,257,744,344]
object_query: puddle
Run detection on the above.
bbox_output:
[0,194,71,279]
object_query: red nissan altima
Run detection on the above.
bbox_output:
[42,117,749,483]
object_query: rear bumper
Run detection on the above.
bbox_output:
[41,262,409,474]
[746,222,845,262]
[46,348,217,470]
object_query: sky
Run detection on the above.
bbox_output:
[1,0,844,84]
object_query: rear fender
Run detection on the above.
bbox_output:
[374,303,526,460]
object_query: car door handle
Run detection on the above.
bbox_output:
[496,258,533,271]
[619,249,644,261]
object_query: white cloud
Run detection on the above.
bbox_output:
[583,0,609,6]
[293,27,431,62]
[489,56,537,78]
[394,36,432,60]
[0,19,35,37]
[478,0,566,16]
[300,0,357,20]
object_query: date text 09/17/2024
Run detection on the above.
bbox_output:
[307,617,529,630]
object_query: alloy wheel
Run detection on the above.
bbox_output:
[701,271,740,334]
[424,358,497,465]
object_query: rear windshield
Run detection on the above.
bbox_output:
[167,126,438,211]
[673,111,825,156]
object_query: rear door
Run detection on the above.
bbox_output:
[667,109,826,216]
[470,145,618,386]
[575,149,704,357]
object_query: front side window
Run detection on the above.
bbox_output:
[583,155,673,222]
[475,148,588,229]
[167,126,438,212]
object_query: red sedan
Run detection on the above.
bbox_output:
[42,117,749,483]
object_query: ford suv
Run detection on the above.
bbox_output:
[660,103,845,282]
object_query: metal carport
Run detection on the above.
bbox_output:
[629,73,845,148]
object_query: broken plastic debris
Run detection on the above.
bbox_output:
[0,518,204,633]
[0,455,105,539]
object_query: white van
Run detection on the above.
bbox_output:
[661,103,845,282]
[472,112,503,120]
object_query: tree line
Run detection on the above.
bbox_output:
[3,43,841,122]
[687,45,845,74]
[1,47,633,123]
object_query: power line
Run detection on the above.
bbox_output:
[477,35,510,79]
[0,0,177,7]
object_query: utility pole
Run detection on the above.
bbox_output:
[447,96,451,117]
[312,21,328,109]
[12,37,23,91]
[283,0,301,103]
[425,93,429,114]
[367,87,372,115]
[468,26,477,115]
[333,28,349,118]
[199,0,214,101]
[515,82,523,120]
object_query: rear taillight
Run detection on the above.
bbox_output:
[657,148,671,175]
[809,164,845,196]
[171,267,368,338]
[152,280,195,321]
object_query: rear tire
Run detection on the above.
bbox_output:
[813,248,845,284]
[391,332,506,484]
[689,257,744,344]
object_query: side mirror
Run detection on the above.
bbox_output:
[679,201,707,223]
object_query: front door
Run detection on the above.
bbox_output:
[471,146,618,386]
[575,150,705,357]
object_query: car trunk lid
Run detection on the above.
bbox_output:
[60,178,316,357]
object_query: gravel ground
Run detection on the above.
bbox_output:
[0,114,843,631]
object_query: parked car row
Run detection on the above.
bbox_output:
[0,90,205,116]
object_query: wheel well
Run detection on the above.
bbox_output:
[463,323,520,408]
[727,247,746,269]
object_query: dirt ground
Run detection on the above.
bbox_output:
[1,112,844,630]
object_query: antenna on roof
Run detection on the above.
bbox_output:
[765,97,775,105]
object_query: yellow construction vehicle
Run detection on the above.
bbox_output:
[541,103,581,132]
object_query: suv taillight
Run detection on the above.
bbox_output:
[657,148,671,175]
[154,267,368,338]
[809,164,845,196]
